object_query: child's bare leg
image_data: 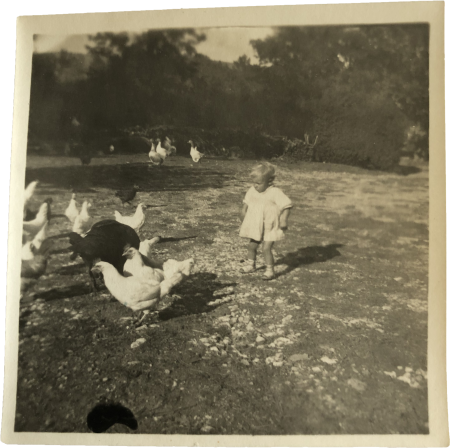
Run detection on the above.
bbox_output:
[241,239,259,273]
[262,241,275,280]
[247,239,259,261]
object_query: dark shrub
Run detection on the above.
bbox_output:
[311,84,408,170]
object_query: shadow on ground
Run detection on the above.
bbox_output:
[158,272,236,321]
[391,165,423,176]
[26,162,234,192]
[158,236,197,244]
[48,232,72,241]
[276,244,343,277]
[56,263,86,276]
[34,283,93,301]
[50,247,72,255]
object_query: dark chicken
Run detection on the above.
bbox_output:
[68,219,140,291]
[79,152,92,166]
[115,185,140,206]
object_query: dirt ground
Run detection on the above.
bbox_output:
[15,153,428,434]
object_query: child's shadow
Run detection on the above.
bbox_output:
[276,243,343,277]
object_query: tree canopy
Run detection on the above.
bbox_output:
[28,24,429,165]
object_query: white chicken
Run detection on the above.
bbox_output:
[64,193,79,223]
[114,203,146,233]
[23,203,48,241]
[123,246,165,283]
[156,138,168,160]
[72,200,93,236]
[123,246,194,292]
[188,140,205,163]
[91,261,184,311]
[24,180,39,207]
[163,258,195,279]
[20,238,53,296]
[148,139,164,166]
[21,243,35,262]
[22,222,49,261]
[139,237,161,259]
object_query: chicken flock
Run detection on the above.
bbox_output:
[70,132,205,166]
[21,180,195,315]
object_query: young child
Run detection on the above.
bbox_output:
[239,162,293,280]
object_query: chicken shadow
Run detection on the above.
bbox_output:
[26,162,233,193]
[55,263,86,276]
[50,247,73,255]
[157,236,197,244]
[47,232,72,240]
[34,283,92,301]
[157,272,236,321]
[275,243,344,278]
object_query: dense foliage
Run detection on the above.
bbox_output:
[28,24,429,169]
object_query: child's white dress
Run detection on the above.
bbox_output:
[239,186,293,242]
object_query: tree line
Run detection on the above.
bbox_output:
[28,24,429,169]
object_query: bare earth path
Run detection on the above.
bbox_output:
[15,154,428,434]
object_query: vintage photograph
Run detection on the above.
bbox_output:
[2,3,447,445]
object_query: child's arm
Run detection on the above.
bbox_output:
[240,203,248,222]
[279,207,291,230]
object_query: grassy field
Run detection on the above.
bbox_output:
[15,153,428,434]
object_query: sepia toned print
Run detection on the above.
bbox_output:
[2,3,447,446]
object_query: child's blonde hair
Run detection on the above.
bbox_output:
[250,162,276,184]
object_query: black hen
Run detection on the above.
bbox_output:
[115,185,140,206]
[80,152,92,166]
[68,220,140,291]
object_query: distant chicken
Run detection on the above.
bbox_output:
[91,261,185,311]
[79,152,92,166]
[162,136,176,155]
[114,203,146,233]
[148,139,164,166]
[156,138,168,160]
[188,140,205,163]
[65,193,79,223]
[20,238,53,294]
[115,185,140,206]
[69,219,140,291]
[72,200,93,235]
[123,246,165,282]
[23,203,48,241]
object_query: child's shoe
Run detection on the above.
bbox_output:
[262,265,275,280]
[240,259,256,274]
